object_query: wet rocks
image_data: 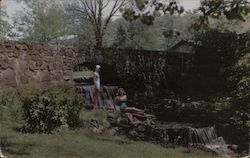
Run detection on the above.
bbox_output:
[88,111,183,146]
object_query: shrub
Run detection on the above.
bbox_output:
[224,52,250,152]
[0,87,22,123]
[19,83,83,133]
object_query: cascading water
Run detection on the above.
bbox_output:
[102,86,118,108]
[190,126,218,144]
[190,126,231,155]
[156,123,231,156]
[76,85,118,108]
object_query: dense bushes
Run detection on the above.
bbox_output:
[0,83,83,133]
[226,52,250,151]
[193,28,248,93]
[213,51,250,152]
[20,84,83,133]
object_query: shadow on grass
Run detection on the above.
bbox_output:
[0,135,33,156]
[97,137,131,145]
[84,130,131,145]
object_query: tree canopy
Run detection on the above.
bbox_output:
[5,0,250,49]
[0,4,11,40]
[196,0,250,27]
[121,0,184,25]
[13,0,71,43]
[65,0,126,48]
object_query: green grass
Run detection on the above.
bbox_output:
[0,110,219,158]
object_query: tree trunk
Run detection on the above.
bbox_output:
[95,1,103,48]
[95,29,103,48]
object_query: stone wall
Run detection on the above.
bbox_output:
[77,47,167,78]
[76,47,194,96]
[0,41,194,96]
[0,41,77,87]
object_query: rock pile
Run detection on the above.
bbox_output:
[88,110,232,156]
[88,111,169,145]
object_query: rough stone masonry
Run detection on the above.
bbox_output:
[0,41,194,96]
[0,41,77,87]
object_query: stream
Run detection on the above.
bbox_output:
[74,78,233,156]
[155,123,231,155]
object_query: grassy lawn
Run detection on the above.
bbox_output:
[0,110,219,158]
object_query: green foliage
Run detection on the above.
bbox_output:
[154,13,195,49]
[121,0,184,25]
[192,27,248,93]
[230,52,250,124]
[214,97,232,110]
[218,51,250,151]
[108,12,197,50]
[111,24,128,48]
[194,0,250,29]
[230,53,250,96]
[110,19,161,50]
[14,1,72,43]
[194,28,247,65]
[1,114,219,158]
[0,87,22,123]
[64,0,126,48]
[75,20,96,47]
[19,84,83,133]
[163,29,180,39]
[28,9,70,43]
[0,6,11,39]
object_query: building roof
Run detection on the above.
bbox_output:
[168,40,195,54]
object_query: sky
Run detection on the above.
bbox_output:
[3,0,25,16]
[3,0,26,24]
[3,0,201,19]
[1,0,201,39]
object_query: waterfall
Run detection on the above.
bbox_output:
[102,86,117,108]
[190,126,231,154]
[76,85,118,108]
[156,123,231,155]
[191,126,218,144]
